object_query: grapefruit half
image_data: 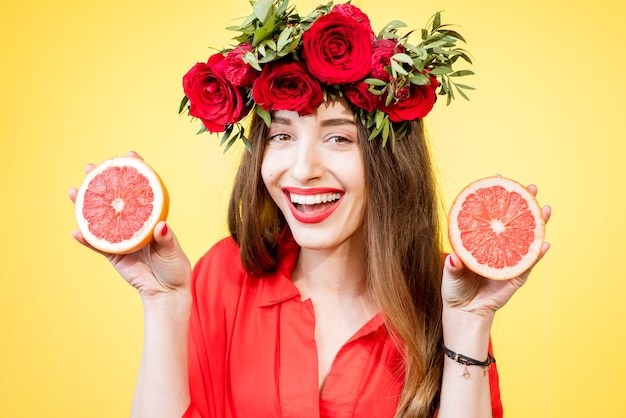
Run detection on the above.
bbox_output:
[74,156,169,254]
[448,176,545,280]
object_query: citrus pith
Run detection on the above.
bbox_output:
[448,176,545,280]
[74,156,169,254]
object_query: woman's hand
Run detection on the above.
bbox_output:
[68,152,192,300]
[442,183,552,318]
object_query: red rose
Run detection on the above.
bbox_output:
[371,39,404,82]
[225,44,259,87]
[302,13,372,84]
[378,76,439,121]
[345,81,379,113]
[182,54,250,133]
[330,3,375,40]
[251,60,324,115]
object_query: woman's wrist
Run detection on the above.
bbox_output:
[442,307,493,359]
[140,287,192,317]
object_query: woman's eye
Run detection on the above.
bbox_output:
[328,135,352,144]
[267,133,292,142]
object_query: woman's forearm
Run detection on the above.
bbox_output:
[130,291,192,418]
[437,309,494,418]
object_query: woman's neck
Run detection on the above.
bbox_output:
[292,242,369,303]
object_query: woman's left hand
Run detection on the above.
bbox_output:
[442,183,552,318]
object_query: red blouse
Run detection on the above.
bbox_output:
[183,236,503,418]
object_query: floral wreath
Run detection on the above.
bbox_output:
[180,0,473,151]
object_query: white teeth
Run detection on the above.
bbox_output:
[289,192,342,205]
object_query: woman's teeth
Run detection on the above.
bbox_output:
[289,192,342,205]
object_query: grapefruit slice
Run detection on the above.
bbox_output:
[74,156,169,254]
[448,176,545,280]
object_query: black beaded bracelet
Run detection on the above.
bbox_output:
[443,345,496,379]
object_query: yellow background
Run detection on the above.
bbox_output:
[1,0,624,416]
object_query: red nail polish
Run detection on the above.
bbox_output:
[449,256,455,267]
[161,224,168,236]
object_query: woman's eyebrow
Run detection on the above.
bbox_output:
[270,116,356,127]
[320,118,356,127]
[270,115,292,125]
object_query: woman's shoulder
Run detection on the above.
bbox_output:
[198,236,242,266]
[191,233,299,302]
[191,236,247,297]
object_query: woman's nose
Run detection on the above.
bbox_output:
[289,139,323,182]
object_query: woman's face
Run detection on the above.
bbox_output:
[261,99,366,252]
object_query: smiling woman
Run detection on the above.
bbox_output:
[68,1,552,417]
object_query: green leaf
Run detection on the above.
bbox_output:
[423,40,447,50]
[367,85,384,96]
[446,84,455,104]
[390,60,408,76]
[223,136,237,153]
[392,53,414,66]
[382,120,390,145]
[408,72,430,85]
[438,35,458,45]
[276,0,290,16]
[375,109,385,128]
[369,122,384,141]
[253,0,274,23]
[276,25,293,51]
[241,135,252,153]
[178,95,189,114]
[196,124,208,135]
[381,20,407,34]
[237,13,258,30]
[278,37,301,56]
[454,49,473,64]
[441,29,466,43]
[423,32,445,43]
[454,83,470,100]
[364,77,387,87]
[220,124,235,146]
[258,50,277,63]
[266,39,278,51]
[226,24,244,32]
[437,77,448,97]
[449,70,474,77]
[233,33,252,44]
[243,51,262,71]
[252,13,276,45]
[432,12,441,30]
[429,66,452,75]
[255,105,272,127]
[404,44,427,61]
[384,91,394,106]
[454,83,476,90]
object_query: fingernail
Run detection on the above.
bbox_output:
[449,256,455,267]
[160,223,168,236]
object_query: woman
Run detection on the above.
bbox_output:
[70,1,551,417]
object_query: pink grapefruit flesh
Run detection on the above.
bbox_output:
[75,156,169,254]
[448,176,545,280]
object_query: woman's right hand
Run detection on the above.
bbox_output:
[68,155,192,301]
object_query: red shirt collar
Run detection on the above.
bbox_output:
[256,229,387,336]
[257,230,301,307]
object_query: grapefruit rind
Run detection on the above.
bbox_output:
[447,176,545,280]
[74,156,169,254]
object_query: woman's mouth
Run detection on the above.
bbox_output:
[283,188,343,223]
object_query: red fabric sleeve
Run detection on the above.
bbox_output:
[488,339,503,418]
[182,238,246,418]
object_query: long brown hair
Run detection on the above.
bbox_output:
[228,111,444,418]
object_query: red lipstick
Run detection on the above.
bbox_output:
[282,187,343,224]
